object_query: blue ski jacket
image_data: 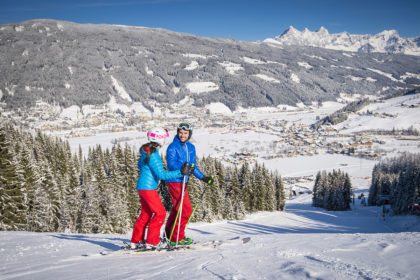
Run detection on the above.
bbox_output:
[136,147,182,190]
[166,136,204,183]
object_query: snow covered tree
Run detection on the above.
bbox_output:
[262,167,276,211]
[60,158,81,232]
[274,173,285,211]
[369,153,420,214]
[229,167,246,219]
[239,162,253,212]
[312,170,352,211]
[0,126,27,230]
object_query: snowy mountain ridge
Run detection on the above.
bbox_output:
[264,26,420,56]
[0,19,419,113]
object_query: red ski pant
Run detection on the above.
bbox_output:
[131,190,166,245]
[165,182,192,242]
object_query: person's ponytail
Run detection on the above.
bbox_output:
[141,142,160,163]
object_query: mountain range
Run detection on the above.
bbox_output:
[264,26,420,56]
[0,20,419,112]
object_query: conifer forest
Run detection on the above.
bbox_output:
[0,124,286,233]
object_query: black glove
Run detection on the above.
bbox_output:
[181,163,194,176]
[202,175,214,186]
[189,164,195,175]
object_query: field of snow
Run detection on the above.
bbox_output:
[337,94,420,133]
[1,192,419,280]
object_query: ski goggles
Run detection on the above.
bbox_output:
[177,123,192,131]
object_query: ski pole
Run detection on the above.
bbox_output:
[175,174,187,247]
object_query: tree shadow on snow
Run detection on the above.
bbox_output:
[223,200,419,235]
[51,234,126,250]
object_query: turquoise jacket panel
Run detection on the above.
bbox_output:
[136,147,182,190]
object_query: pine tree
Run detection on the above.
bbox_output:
[203,157,224,221]
[313,171,321,207]
[20,141,41,231]
[312,170,352,211]
[252,163,265,211]
[274,173,285,211]
[239,162,253,212]
[262,167,275,211]
[0,126,27,230]
[61,159,81,232]
[230,167,246,219]
[105,144,131,233]
[78,148,103,233]
[222,166,235,220]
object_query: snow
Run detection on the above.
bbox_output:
[172,86,180,94]
[130,102,152,118]
[298,61,313,69]
[110,75,132,102]
[60,105,81,120]
[346,75,377,83]
[400,72,420,81]
[338,92,362,102]
[145,65,153,76]
[14,25,24,32]
[306,54,326,61]
[290,73,300,83]
[253,74,280,83]
[277,104,299,111]
[157,76,165,85]
[15,92,420,279]
[182,53,208,59]
[267,26,420,56]
[184,60,199,70]
[218,61,244,75]
[186,82,219,94]
[337,94,420,133]
[204,102,232,115]
[1,189,419,279]
[5,85,16,96]
[367,68,401,83]
[346,75,363,81]
[107,95,130,113]
[242,56,266,64]
[174,96,193,107]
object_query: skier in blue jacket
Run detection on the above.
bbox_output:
[165,122,214,246]
[130,127,193,250]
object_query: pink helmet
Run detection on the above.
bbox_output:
[147,127,170,146]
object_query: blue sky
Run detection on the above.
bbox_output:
[1,0,419,40]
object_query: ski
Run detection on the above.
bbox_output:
[83,236,251,257]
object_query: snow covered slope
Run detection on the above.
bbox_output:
[1,194,419,280]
